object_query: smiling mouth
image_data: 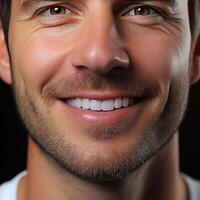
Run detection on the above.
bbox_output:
[63,97,144,112]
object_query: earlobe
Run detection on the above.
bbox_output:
[190,33,200,85]
[0,28,12,85]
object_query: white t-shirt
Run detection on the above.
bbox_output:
[0,171,26,200]
[0,172,200,200]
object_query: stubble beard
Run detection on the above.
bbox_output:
[12,70,190,183]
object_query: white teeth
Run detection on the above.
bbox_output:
[66,97,134,111]
[81,98,90,109]
[76,98,82,108]
[122,98,129,107]
[102,100,114,111]
[114,98,123,109]
[90,100,102,111]
[68,99,76,107]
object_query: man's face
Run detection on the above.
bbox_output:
[8,0,191,181]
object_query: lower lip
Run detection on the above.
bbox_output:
[59,100,144,125]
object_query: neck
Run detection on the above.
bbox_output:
[18,133,187,200]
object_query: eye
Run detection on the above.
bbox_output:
[49,6,68,15]
[39,5,74,17]
[126,6,159,17]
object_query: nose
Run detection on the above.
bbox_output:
[70,12,130,75]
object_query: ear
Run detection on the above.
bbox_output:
[0,27,12,85]
[190,33,200,85]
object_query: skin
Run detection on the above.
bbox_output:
[0,0,200,199]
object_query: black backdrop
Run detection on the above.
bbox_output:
[0,79,200,184]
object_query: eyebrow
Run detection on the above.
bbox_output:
[21,0,59,6]
[21,0,61,9]
[20,0,176,10]
[20,0,65,13]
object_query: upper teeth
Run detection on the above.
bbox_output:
[66,98,134,111]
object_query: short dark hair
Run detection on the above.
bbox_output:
[189,0,200,40]
[0,0,11,44]
[0,0,199,43]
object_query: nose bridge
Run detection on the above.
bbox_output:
[71,6,129,74]
[85,16,119,62]
[87,9,118,53]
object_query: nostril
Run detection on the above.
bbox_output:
[75,65,89,71]
[107,66,129,76]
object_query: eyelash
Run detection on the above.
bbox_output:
[34,3,167,20]
[126,6,160,16]
[34,4,76,17]
[121,4,166,18]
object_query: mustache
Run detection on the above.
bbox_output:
[43,72,161,99]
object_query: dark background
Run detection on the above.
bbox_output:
[0,79,200,184]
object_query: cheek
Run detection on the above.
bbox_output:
[11,33,76,91]
[125,31,189,83]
